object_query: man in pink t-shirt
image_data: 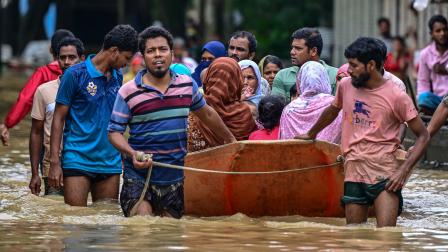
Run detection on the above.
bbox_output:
[297,37,429,227]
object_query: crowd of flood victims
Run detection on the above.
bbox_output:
[0,13,448,251]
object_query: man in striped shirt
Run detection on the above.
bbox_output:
[108,26,236,218]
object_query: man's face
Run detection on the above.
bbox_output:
[347,58,370,88]
[143,37,172,78]
[57,45,81,72]
[290,39,312,67]
[431,22,448,47]
[111,50,134,69]
[378,21,390,36]
[228,37,252,61]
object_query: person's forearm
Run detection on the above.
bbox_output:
[427,104,448,137]
[206,110,236,143]
[29,127,43,176]
[308,105,341,138]
[195,106,236,143]
[108,132,135,157]
[400,130,429,172]
[50,115,64,165]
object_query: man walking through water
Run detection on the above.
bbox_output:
[48,25,138,206]
[0,29,75,146]
[108,26,236,218]
[297,37,429,227]
[29,37,85,195]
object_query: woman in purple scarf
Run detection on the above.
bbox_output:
[279,61,342,144]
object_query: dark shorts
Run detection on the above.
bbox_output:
[63,168,120,183]
[341,180,403,216]
[42,177,63,196]
[120,178,184,219]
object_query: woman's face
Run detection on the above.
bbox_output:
[201,50,215,62]
[242,67,258,95]
[263,62,280,86]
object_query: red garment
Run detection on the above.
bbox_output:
[384,52,410,72]
[248,126,280,140]
[4,61,61,128]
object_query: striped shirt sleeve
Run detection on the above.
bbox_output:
[190,79,206,111]
[108,92,130,133]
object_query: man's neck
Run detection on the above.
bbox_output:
[143,71,171,91]
[435,42,448,55]
[91,50,112,76]
[365,72,386,90]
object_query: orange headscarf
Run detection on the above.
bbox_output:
[192,57,256,147]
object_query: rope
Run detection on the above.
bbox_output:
[129,165,153,217]
[152,160,342,175]
[130,158,342,216]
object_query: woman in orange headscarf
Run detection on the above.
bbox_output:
[188,57,256,152]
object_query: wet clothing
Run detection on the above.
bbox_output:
[333,78,418,184]
[4,61,61,128]
[56,55,122,174]
[108,69,205,185]
[31,79,60,177]
[120,179,184,219]
[63,168,119,182]
[341,180,403,216]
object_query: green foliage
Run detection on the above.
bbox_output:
[231,0,333,61]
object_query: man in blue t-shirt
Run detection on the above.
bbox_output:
[48,25,138,207]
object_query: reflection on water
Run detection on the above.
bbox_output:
[1,75,448,251]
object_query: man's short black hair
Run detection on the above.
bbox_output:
[291,28,323,56]
[377,17,390,26]
[56,37,85,57]
[428,15,448,32]
[373,38,387,61]
[138,26,174,55]
[257,95,286,130]
[50,29,75,56]
[344,37,383,70]
[103,24,138,53]
[230,31,257,53]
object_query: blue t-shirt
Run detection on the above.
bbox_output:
[56,55,122,174]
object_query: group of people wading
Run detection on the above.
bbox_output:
[0,14,447,227]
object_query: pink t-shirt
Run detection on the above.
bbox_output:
[333,78,418,184]
[249,126,280,140]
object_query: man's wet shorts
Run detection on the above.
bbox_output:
[120,178,184,219]
[63,168,120,182]
[341,179,403,216]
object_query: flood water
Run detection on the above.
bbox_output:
[1,73,448,251]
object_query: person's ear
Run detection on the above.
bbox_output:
[249,52,255,60]
[81,55,86,61]
[367,60,376,72]
[310,47,318,57]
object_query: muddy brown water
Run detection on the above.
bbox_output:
[1,73,448,251]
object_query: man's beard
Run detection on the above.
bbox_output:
[351,72,370,88]
[148,67,168,78]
